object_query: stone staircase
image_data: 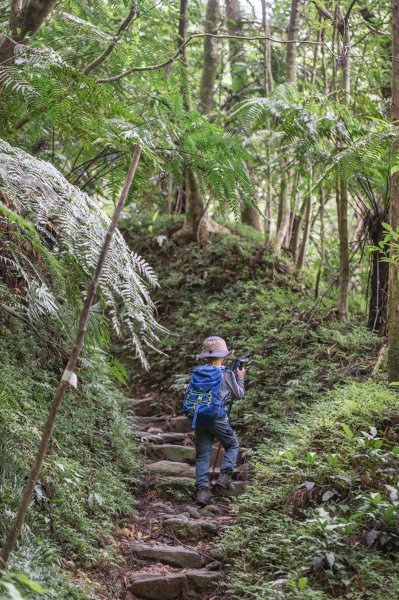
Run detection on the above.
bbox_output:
[124,395,249,600]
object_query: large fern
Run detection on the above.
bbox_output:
[0,139,162,367]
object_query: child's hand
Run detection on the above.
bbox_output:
[237,367,246,378]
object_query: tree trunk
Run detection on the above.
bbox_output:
[315,188,325,298]
[271,167,290,251]
[388,0,399,381]
[321,27,328,93]
[368,211,389,333]
[310,23,322,86]
[225,0,247,94]
[173,167,209,243]
[225,0,260,229]
[335,7,352,319]
[296,193,312,271]
[286,0,301,84]
[242,201,261,230]
[290,196,306,261]
[261,0,273,94]
[0,0,58,65]
[199,0,219,115]
[178,0,190,111]
[335,179,350,320]
[261,0,273,238]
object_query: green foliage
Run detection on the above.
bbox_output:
[222,382,399,599]
[0,316,140,597]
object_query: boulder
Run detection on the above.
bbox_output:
[131,543,202,568]
[128,572,186,600]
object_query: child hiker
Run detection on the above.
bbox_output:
[182,336,245,506]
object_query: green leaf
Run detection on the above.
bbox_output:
[391,164,399,175]
[342,424,354,441]
[298,577,308,591]
[385,505,395,521]
[14,574,48,594]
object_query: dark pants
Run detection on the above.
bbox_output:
[194,420,239,489]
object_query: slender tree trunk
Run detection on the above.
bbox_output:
[341,18,351,95]
[286,0,301,84]
[0,145,142,572]
[272,167,290,251]
[315,188,325,298]
[388,0,399,381]
[225,0,260,229]
[261,0,273,93]
[335,179,350,320]
[335,4,352,319]
[296,194,312,271]
[199,0,220,115]
[290,196,306,261]
[311,24,322,86]
[225,0,247,93]
[261,0,273,238]
[175,0,208,241]
[321,27,328,93]
[265,145,273,238]
[368,210,389,333]
[178,0,190,111]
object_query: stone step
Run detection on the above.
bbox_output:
[167,416,192,433]
[129,398,161,417]
[130,415,192,433]
[149,461,247,482]
[134,431,194,444]
[151,444,196,463]
[185,568,223,593]
[163,516,219,542]
[131,543,202,568]
[156,477,195,496]
[127,569,222,600]
[127,572,186,600]
[151,443,223,465]
[147,460,196,478]
[131,416,166,429]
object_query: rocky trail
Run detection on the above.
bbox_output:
[118,395,250,600]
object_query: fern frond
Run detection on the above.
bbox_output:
[0,139,162,366]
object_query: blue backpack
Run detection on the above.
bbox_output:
[182,365,226,428]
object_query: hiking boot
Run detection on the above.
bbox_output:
[196,487,211,506]
[215,470,233,490]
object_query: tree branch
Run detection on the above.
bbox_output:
[97,32,336,83]
[82,2,138,76]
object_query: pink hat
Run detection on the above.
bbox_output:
[197,336,230,359]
